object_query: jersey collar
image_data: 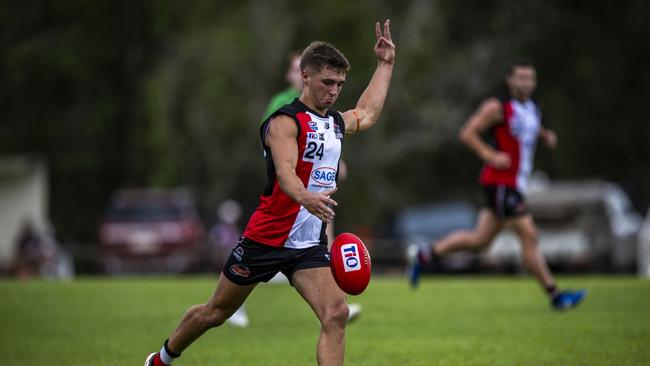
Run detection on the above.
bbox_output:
[294,98,330,119]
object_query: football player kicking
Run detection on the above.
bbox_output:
[145,19,395,366]
[407,60,586,311]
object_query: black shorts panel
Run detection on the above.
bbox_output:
[222,237,330,286]
[482,185,529,218]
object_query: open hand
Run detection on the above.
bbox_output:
[541,129,558,149]
[300,188,338,223]
[490,152,511,169]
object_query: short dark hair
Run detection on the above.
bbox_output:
[300,41,350,74]
[506,58,535,76]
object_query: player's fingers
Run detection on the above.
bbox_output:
[320,208,334,222]
[322,201,335,215]
[315,200,333,214]
[324,196,338,207]
[312,206,331,222]
[374,38,383,51]
[377,37,395,50]
[381,37,395,49]
[324,187,338,197]
[384,19,392,41]
[325,208,333,217]
[493,156,507,169]
[375,21,381,39]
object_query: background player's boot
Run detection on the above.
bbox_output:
[347,303,363,323]
[226,305,249,327]
[551,289,587,310]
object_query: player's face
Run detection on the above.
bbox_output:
[506,66,537,100]
[303,66,346,109]
[286,56,303,91]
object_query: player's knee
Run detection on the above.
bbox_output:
[469,234,491,250]
[320,301,348,331]
[520,229,538,247]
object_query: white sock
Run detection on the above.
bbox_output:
[160,345,175,365]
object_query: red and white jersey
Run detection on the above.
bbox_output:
[479,96,541,193]
[243,99,345,248]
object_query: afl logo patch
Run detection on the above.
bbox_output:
[233,246,244,261]
[334,124,343,139]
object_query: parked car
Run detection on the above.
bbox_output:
[394,179,642,272]
[486,180,642,271]
[394,201,479,272]
[99,188,205,274]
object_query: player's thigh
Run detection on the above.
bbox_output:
[292,267,347,320]
[475,208,504,242]
[206,273,256,315]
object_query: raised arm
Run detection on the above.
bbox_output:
[265,115,337,223]
[341,19,396,136]
[459,98,511,169]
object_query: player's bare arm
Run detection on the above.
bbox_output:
[539,127,558,149]
[459,98,511,169]
[341,19,396,135]
[265,115,337,223]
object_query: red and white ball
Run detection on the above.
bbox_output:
[330,233,371,295]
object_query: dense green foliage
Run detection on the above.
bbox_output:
[1,276,649,365]
[2,1,649,242]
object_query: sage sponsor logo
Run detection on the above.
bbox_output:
[311,167,336,185]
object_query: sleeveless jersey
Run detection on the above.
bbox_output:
[479,96,541,193]
[243,99,345,249]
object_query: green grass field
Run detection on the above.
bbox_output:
[1,276,649,365]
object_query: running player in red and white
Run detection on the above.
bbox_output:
[407,60,586,311]
[145,19,395,366]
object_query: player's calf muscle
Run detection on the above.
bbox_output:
[188,304,224,330]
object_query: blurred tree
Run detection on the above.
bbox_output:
[1,0,648,247]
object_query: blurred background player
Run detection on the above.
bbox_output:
[10,218,73,280]
[407,60,586,311]
[263,50,361,322]
[262,51,302,120]
[208,200,249,327]
[145,19,395,366]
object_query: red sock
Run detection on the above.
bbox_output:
[153,354,169,366]
[546,284,559,299]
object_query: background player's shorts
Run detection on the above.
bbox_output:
[482,185,529,218]
[222,237,330,286]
